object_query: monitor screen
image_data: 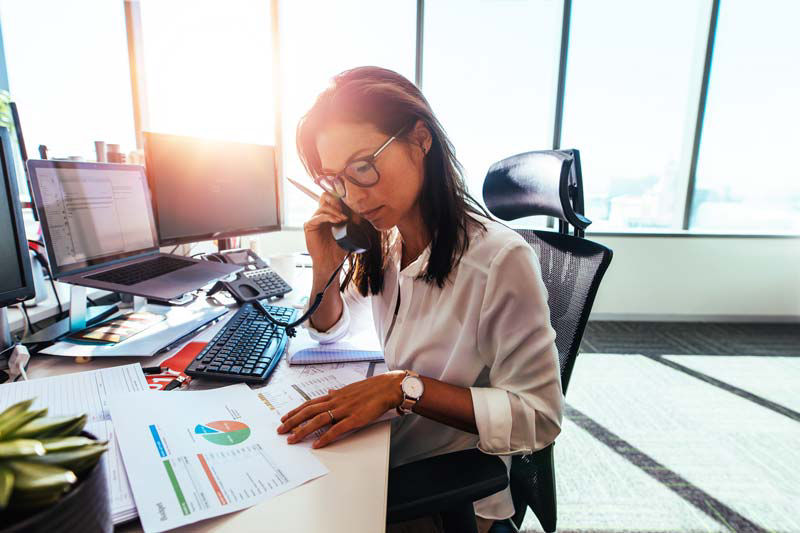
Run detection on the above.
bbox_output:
[0,127,34,307]
[144,132,280,246]
[27,161,159,277]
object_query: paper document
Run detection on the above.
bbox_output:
[40,304,228,357]
[109,384,328,533]
[288,325,383,364]
[256,367,394,445]
[0,363,148,523]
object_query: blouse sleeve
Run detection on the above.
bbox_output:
[305,276,370,344]
[470,240,564,455]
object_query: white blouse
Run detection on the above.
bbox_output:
[307,215,563,520]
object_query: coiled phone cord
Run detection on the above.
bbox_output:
[252,252,352,337]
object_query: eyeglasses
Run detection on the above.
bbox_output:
[313,128,405,197]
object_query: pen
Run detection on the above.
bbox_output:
[287,177,321,203]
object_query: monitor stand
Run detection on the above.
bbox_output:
[217,238,236,252]
[21,285,119,345]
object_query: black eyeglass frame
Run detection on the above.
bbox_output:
[312,126,407,197]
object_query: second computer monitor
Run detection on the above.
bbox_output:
[144,132,280,246]
[0,126,34,309]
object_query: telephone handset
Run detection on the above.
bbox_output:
[243,178,372,337]
[331,202,372,253]
[284,177,373,254]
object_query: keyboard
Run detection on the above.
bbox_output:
[87,255,193,286]
[242,267,293,298]
[185,302,297,384]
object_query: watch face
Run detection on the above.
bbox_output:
[402,376,424,398]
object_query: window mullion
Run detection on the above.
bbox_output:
[681,0,720,230]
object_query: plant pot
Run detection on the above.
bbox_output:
[1,431,112,533]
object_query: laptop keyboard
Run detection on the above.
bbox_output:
[86,256,194,286]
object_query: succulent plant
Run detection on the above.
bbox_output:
[0,398,107,513]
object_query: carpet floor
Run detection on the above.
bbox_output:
[518,321,799,533]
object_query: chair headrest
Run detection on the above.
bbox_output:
[482,149,591,230]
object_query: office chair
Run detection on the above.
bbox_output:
[386,149,612,533]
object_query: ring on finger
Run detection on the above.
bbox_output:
[327,409,336,424]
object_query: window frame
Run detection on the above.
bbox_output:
[1,0,793,237]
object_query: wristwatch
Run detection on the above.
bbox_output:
[397,370,424,415]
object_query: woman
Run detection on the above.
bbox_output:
[276,66,563,531]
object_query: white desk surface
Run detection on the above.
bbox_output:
[20,259,390,533]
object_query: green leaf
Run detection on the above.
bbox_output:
[29,444,107,474]
[0,399,35,427]
[40,436,104,453]
[9,414,85,439]
[59,414,88,437]
[0,408,48,440]
[0,464,13,510]
[6,460,77,493]
[0,439,46,459]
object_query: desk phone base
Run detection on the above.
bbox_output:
[185,303,297,384]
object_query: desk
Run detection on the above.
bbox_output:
[20,257,391,533]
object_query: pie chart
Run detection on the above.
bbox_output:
[194,420,251,446]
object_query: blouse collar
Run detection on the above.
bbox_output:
[389,229,432,279]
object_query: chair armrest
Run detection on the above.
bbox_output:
[387,448,509,523]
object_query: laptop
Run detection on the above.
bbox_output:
[27,160,242,300]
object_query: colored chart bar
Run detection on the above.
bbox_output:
[163,460,190,516]
[150,424,167,458]
[197,454,228,505]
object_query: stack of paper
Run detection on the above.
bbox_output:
[0,364,148,523]
[40,305,227,357]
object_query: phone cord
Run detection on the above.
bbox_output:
[253,253,352,337]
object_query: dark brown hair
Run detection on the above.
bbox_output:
[296,66,489,296]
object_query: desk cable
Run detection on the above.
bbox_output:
[252,253,352,338]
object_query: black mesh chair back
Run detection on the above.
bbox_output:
[483,149,612,532]
[515,229,611,393]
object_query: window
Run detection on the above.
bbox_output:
[3,1,796,236]
[279,0,417,227]
[138,0,274,145]
[690,0,800,233]
[0,0,135,176]
[561,0,712,231]
[423,0,563,204]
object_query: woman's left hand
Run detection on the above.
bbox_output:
[276,371,405,448]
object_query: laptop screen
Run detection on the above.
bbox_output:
[27,161,159,277]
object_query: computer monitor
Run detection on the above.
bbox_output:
[0,126,35,352]
[143,132,281,247]
[9,102,38,220]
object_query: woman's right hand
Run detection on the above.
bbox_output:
[303,192,349,277]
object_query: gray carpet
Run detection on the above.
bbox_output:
[581,322,800,357]
[519,353,800,533]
